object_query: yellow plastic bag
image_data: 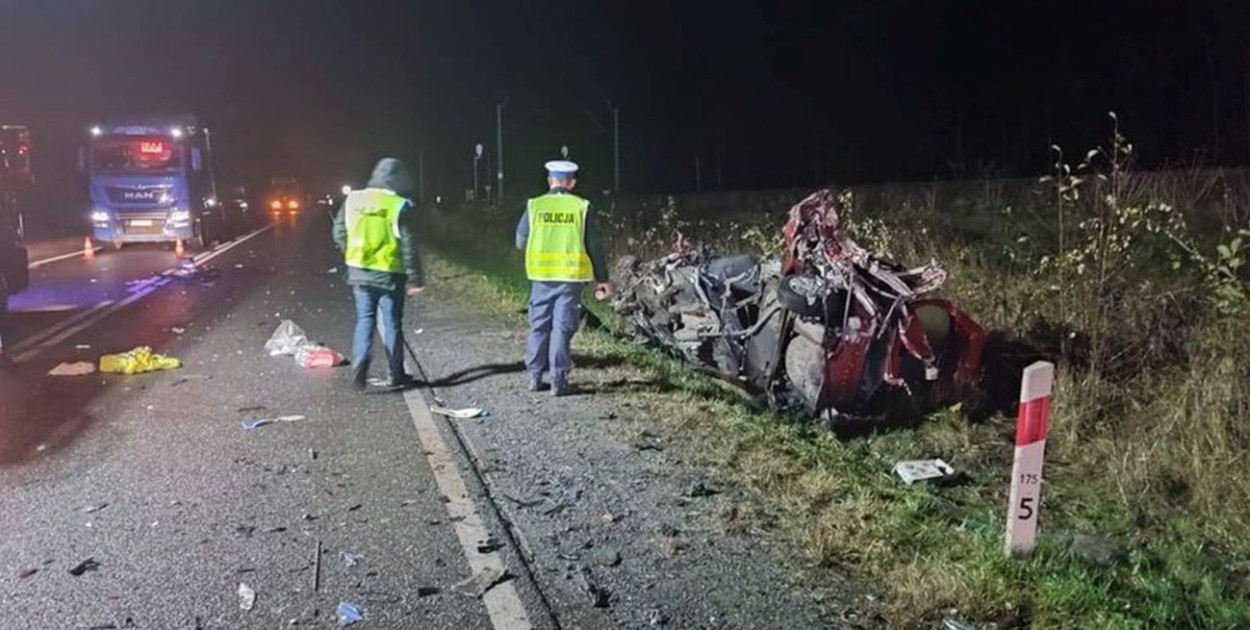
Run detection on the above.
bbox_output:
[99,346,181,375]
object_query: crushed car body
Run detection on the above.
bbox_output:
[614,189,1023,423]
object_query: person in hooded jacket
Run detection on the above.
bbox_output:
[333,158,424,391]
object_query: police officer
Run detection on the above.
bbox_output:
[333,157,424,392]
[516,160,611,395]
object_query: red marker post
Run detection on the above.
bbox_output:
[1005,361,1055,555]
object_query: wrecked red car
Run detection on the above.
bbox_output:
[614,189,1028,424]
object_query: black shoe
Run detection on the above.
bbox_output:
[551,380,571,397]
[351,362,369,392]
[527,375,545,392]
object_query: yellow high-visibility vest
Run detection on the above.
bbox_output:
[525,193,593,282]
[344,188,407,273]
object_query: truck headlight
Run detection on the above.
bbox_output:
[91,210,110,223]
[168,209,191,222]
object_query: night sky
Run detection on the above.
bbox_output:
[1,0,1247,201]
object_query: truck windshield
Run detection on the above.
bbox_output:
[91,136,182,174]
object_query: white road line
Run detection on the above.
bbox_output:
[191,224,274,265]
[5,301,115,354]
[401,390,534,630]
[12,280,169,363]
[12,224,275,363]
[385,317,534,628]
[28,247,102,268]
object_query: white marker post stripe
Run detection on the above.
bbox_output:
[401,391,534,629]
[1005,361,1055,555]
[12,224,274,363]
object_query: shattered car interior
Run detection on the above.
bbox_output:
[614,189,1031,425]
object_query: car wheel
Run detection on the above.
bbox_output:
[777,274,826,318]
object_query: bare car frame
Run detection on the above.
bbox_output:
[613,189,1030,424]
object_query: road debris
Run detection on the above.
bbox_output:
[893,459,955,485]
[265,320,313,356]
[685,480,720,497]
[238,582,256,611]
[171,326,187,334]
[647,609,668,626]
[326,267,339,274]
[18,567,38,579]
[241,415,307,430]
[944,618,979,630]
[592,548,622,567]
[75,344,92,350]
[99,346,181,374]
[453,567,515,597]
[164,259,220,285]
[85,618,136,630]
[81,502,109,513]
[296,345,346,368]
[577,566,612,608]
[429,406,490,419]
[336,602,363,626]
[501,492,543,508]
[341,551,364,568]
[48,361,96,376]
[314,540,323,592]
[68,557,100,576]
[170,374,211,387]
[265,319,346,368]
[417,586,440,597]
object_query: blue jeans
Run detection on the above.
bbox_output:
[352,285,407,379]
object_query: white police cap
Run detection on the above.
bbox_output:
[545,160,579,177]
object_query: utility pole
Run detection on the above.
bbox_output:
[496,100,506,205]
[606,99,620,194]
[473,143,483,201]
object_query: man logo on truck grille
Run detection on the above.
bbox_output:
[123,190,158,201]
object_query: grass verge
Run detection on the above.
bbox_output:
[419,204,1250,629]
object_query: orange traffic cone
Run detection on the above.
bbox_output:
[82,236,95,260]
[174,237,185,259]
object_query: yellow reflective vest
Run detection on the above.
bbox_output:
[525,193,594,282]
[344,188,407,273]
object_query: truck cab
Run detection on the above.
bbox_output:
[85,114,225,248]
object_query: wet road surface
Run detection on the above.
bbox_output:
[0,210,854,629]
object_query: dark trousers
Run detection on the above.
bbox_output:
[525,281,583,383]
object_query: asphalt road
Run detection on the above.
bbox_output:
[0,209,858,629]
